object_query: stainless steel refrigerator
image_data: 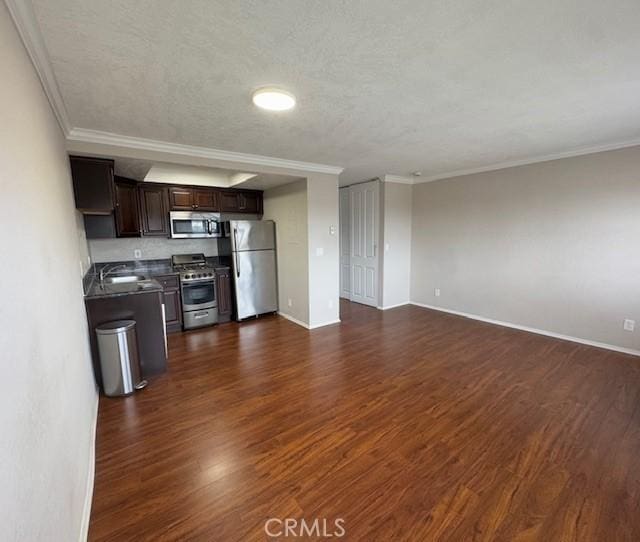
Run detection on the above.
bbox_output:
[229,220,278,320]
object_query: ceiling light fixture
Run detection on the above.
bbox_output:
[252,87,296,111]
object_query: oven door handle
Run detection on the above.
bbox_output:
[207,220,213,236]
[234,228,240,278]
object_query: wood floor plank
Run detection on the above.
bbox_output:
[88,300,640,541]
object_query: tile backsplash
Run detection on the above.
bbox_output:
[88,237,218,263]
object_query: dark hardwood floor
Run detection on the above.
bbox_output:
[89,300,640,541]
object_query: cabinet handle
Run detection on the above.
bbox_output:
[234,228,240,278]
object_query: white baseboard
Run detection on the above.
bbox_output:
[278,312,341,330]
[278,311,310,329]
[410,301,640,357]
[79,395,99,541]
[309,319,341,329]
[378,302,411,311]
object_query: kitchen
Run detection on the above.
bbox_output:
[74,155,279,394]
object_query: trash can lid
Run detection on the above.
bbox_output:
[96,320,136,335]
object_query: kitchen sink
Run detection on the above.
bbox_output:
[103,275,147,284]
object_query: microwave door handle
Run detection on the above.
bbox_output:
[234,228,240,278]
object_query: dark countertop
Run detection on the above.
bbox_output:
[84,258,231,298]
[85,277,163,299]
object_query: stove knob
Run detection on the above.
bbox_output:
[187,274,193,279]
[197,273,202,278]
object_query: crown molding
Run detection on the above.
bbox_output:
[67,128,344,175]
[414,137,640,184]
[5,0,71,135]
[383,175,416,185]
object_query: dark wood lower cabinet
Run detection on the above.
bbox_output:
[155,274,182,332]
[85,291,167,391]
[215,267,232,322]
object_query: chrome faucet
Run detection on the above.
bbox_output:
[99,264,128,288]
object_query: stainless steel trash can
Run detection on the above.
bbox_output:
[96,320,147,397]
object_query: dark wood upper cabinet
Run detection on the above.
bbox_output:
[168,187,194,210]
[238,191,261,214]
[114,177,140,237]
[71,155,261,223]
[220,190,262,214]
[70,156,115,214]
[219,190,240,212]
[169,186,219,211]
[139,184,169,237]
[193,188,218,211]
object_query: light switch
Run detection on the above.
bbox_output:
[316,247,324,256]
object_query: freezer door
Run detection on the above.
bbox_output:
[230,220,275,252]
[233,249,278,319]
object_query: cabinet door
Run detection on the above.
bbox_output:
[163,289,182,329]
[238,191,262,214]
[70,156,114,212]
[139,185,169,236]
[114,180,140,237]
[216,269,232,322]
[193,188,218,211]
[169,187,194,210]
[219,191,240,212]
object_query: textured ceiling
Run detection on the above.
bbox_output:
[32,0,640,183]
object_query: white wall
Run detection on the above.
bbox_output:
[0,4,97,541]
[263,180,310,325]
[306,174,340,327]
[410,146,640,352]
[381,182,412,308]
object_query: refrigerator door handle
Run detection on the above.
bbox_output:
[234,228,240,277]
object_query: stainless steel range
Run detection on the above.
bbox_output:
[171,253,218,330]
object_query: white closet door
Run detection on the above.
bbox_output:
[349,180,379,307]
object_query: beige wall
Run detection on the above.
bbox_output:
[306,174,340,327]
[381,182,412,308]
[263,180,310,325]
[0,4,97,541]
[410,146,640,353]
[88,236,219,262]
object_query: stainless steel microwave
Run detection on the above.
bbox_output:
[169,211,225,238]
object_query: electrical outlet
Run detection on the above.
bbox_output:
[134,249,142,259]
[385,243,390,252]
[287,298,293,308]
[328,299,334,309]
[434,288,441,297]
[623,319,635,332]
[329,225,336,235]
